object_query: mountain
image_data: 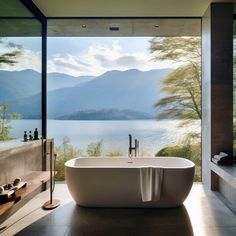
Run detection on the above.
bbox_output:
[0,70,41,102]
[56,109,153,120]
[0,69,95,103]
[47,73,94,90]
[8,68,172,119]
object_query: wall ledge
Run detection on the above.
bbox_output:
[0,138,53,159]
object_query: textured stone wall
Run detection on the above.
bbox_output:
[0,139,51,185]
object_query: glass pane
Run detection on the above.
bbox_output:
[0,19,42,141]
[47,36,201,182]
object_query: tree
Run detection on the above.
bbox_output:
[0,38,22,140]
[149,37,201,121]
[0,38,22,66]
[0,103,21,140]
[0,38,22,65]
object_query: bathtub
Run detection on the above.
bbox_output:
[65,157,195,208]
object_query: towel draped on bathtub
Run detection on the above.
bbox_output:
[140,167,163,202]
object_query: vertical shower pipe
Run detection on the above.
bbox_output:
[42,140,60,210]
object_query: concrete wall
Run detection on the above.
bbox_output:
[0,139,51,185]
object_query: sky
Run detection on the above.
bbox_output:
[0,37,178,77]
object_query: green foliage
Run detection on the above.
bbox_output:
[150,37,201,122]
[234,140,236,156]
[0,103,21,141]
[55,138,105,181]
[233,122,236,154]
[156,143,201,165]
[157,145,190,158]
[150,37,201,181]
[150,37,200,63]
[156,132,201,181]
[0,38,22,141]
[0,38,22,66]
[54,136,82,181]
[106,150,124,157]
[87,140,103,157]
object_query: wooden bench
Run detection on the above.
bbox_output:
[0,171,50,224]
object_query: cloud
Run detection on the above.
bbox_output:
[0,39,180,76]
[0,49,41,72]
[47,40,177,76]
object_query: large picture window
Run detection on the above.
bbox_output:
[46,35,201,182]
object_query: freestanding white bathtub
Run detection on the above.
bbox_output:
[65,157,195,208]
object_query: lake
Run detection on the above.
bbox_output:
[9,119,200,156]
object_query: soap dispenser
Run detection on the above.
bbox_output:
[33,128,39,140]
[23,131,28,142]
[29,131,33,141]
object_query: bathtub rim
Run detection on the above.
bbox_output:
[65,157,195,169]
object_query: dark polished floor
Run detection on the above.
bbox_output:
[16,203,194,236]
[2,184,236,236]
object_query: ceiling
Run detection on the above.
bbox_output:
[47,18,201,37]
[32,0,236,17]
[1,0,234,37]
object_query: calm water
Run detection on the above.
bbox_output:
[9,119,200,156]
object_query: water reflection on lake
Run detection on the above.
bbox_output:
[10,119,200,156]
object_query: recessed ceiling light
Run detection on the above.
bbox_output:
[154,25,159,28]
[82,25,86,28]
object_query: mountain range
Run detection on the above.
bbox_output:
[0,69,94,101]
[0,68,172,119]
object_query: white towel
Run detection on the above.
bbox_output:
[140,166,163,202]
[214,152,228,161]
[219,152,228,157]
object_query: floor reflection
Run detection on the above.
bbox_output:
[17,202,193,236]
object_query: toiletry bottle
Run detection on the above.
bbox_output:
[24,131,28,142]
[29,131,33,141]
[34,128,39,140]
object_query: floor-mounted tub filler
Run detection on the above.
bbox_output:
[65,157,195,208]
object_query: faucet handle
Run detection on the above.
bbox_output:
[135,139,139,157]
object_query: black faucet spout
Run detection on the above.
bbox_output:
[128,134,139,157]
[128,134,132,157]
